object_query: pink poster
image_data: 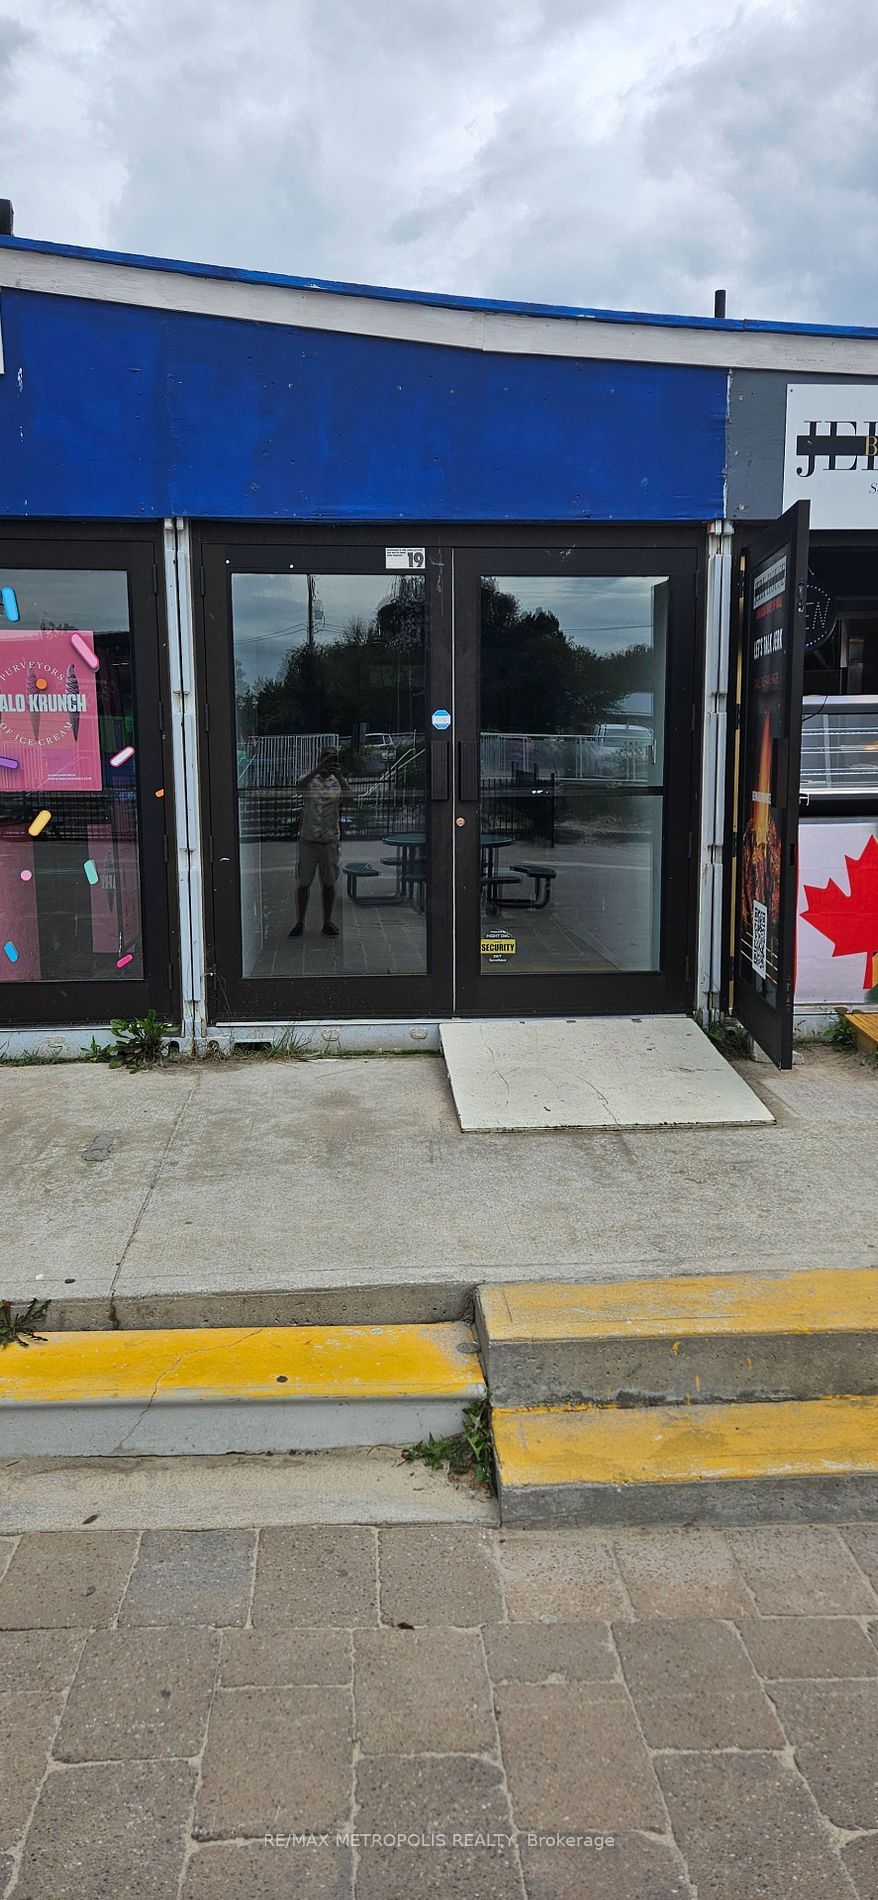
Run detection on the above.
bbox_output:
[0,630,103,792]
[0,832,40,980]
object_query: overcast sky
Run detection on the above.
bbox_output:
[0,0,875,324]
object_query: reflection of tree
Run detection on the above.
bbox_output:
[236,576,654,743]
[236,579,425,743]
[480,580,652,730]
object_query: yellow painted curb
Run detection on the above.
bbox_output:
[493,1396,878,1488]
[479,1267,878,1343]
[0,1322,484,1406]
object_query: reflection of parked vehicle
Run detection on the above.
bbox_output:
[580,722,655,780]
[360,732,396,773]
[593,722,654,755]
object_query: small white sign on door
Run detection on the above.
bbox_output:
[385,547,426,571]
[783,384,878,527]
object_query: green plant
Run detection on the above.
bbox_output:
[707,1017,751,1057]
[232,1027,310,1060]
[824,1012,856,1050]
[0,1298,49,1348]
[403,1399,495,1492]
[267,1027,309,1060]
[83,1035,111,1063]
[0,1052,63,1066]
[105,1009,170,1071]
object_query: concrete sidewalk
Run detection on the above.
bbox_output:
[0,1519,876,1899]
[1,1044,875,1326]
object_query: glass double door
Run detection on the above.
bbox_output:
[200,531,698,1021]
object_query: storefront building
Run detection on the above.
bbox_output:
[0,225,875,1060]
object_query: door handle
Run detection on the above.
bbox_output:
[430,739,450,801]
[457,740,479,803]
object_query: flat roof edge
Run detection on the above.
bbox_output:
[2,234,878,343]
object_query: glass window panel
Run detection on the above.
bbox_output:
[479,575,667,977]
[232,572,428,978]
[0,569,143,984]
[800,697,878,791]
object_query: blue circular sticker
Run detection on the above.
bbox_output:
[431,708,451,731]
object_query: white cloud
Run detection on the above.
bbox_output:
[0,0,875,321]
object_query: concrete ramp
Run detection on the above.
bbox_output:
[440,1016,774,1132]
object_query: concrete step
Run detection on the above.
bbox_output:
[0,1322,485,1457]
[493,1396,878,1526]
[476,1268,878,1407]
[0,1451,498,1530]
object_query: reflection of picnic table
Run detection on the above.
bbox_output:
[345,830,557,913]
[383,831,427,906]
[478,836,557,913]
[480,832,512,883]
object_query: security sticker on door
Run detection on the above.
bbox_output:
[385,547,425,571]
[481,931,516,961]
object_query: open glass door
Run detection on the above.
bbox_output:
[453,545,699,1017]
[733,501,809,1067]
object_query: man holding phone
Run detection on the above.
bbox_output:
[289,747,352,938]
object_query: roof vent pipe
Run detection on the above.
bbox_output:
[0,201,13,237]
[713,288,727,320]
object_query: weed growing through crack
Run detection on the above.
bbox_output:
[823,1012,857,1050]
[0,1298,49,1348]
[85,1011,171,1071]
[706,1018,751,1057]
[403,1399,495,1491]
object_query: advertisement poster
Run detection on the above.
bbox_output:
[734,502,808,1068]
[797,823,878,1005]
[0,630,103,792]
[739,553,787,999]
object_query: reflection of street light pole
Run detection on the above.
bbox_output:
[306,575,324,648]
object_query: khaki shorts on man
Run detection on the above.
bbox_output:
[297,838,340,888]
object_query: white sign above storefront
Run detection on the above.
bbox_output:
[783,384,878,527]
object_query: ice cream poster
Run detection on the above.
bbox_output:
[0,630,103,792]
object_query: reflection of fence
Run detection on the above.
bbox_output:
[238,788,427,843]
[482,730,653,783]
[238,740,427,842]
[481,770,555,848]
[238,768,427,842]
[237,733,339,788]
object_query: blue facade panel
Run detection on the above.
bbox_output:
[0,290,726,521]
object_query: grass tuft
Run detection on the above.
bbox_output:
[403,1399,495,1492]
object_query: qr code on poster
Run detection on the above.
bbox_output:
[751,900,768,979]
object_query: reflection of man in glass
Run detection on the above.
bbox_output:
[289,747,351,938]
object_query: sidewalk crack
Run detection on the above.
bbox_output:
[111,1074,200,1294]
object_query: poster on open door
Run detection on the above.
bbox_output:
[734,502,809,1068]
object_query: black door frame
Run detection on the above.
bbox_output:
[196,526,454,1023]
[453,538,702,1017]
[0,520,179,1028]
[194,521,704,1023]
